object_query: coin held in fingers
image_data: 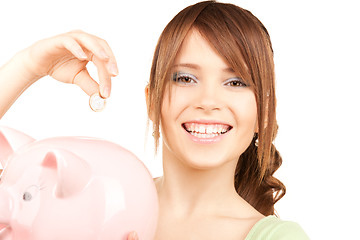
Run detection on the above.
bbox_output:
[89,93,106,112]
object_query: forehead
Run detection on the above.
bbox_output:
[173,29,230,71]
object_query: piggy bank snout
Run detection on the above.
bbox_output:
[0,188,13,225]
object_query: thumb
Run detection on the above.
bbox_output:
[73,69,99,97]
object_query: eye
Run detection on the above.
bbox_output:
[23,192,32,201]
[224,77,247,87]
[172,72,197,85]
[23,185,39,202]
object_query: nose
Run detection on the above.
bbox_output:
[195,82,222,111]
[0,188,13,225]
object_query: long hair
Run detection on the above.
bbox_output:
[147,1,285,216]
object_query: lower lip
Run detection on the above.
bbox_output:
[184,130,228,144]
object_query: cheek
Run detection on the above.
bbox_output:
[160,89,179,136]
[160,87,195,144]
[231,93,258,132]
[161,86,193,122]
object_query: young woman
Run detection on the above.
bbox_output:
[0,1,309,239]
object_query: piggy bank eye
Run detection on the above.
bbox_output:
[23,185,39,202]
[23,192,32,201]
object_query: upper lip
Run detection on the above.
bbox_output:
[182,119,232,125]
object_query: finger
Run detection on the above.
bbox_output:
[70,32,118,76]
[69,33,116,98]
[69,32,111,62]
[92,57,112,98]
[73,68,99,96]
[57,36,88,61]
[97,38,119,76]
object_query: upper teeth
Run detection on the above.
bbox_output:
[183,123,230,134]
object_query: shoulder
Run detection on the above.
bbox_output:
[245,215,310,240]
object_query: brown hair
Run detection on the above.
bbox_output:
[147,1,285,216]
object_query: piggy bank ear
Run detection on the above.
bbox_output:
[0,126,35,167]
[42,149,92,198]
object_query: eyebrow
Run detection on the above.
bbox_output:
[173,63,200,70]
[173,63,235,73]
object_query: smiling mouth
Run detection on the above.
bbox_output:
[182,122,232,138]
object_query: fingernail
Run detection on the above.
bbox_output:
[109,63,118,76]
[77,50,87,59]
[101,87,110,98]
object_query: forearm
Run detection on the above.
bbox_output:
[0,50,39,119]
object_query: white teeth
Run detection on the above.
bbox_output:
[206,125,214,134]
[183,123,231,138]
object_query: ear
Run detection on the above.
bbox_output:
[42,149,92,198]
[0,131,13,168]
[255,119,259,134]
[0,126,35,168]
[145,85,155,122]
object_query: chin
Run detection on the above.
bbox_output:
[178,150,240,171]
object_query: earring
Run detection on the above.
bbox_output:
[255,138,259,147]
[152,131,160,137]
[254,133,259,147]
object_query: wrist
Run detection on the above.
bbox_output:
[12,48,44,85]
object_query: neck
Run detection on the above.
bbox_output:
[156,145,248,219]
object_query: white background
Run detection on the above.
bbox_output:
[1,0,359,239]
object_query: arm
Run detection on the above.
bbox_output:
[0,50,35,118]
[0,30,118,119]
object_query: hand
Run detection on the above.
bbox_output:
[22,30,118,98]
[127,231,139,240]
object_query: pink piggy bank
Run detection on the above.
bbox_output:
[0,126,158,240]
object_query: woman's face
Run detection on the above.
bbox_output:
[160,29,258,170]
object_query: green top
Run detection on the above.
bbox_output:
[245,215,309,240]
